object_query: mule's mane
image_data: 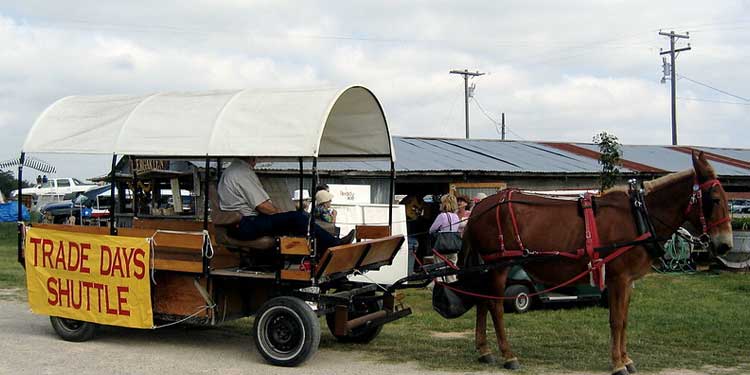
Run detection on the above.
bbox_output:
[600,169,694,196]
[643,169,694,194]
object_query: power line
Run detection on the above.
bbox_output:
[472,97,524,140]
[677,74,750,102]
[677,96,750,106]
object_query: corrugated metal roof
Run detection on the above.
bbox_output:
[574,143,750,176]
[257,137,750,177]
[395,138,629,173]
[694,147,750,163]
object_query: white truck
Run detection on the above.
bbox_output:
[10,178,98,201]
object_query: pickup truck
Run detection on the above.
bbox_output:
[10,178,98,201]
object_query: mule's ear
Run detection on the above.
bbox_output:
[692,150,715,180]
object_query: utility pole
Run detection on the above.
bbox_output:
[659,30,691,145]
[450,69,485,139]
[501,112,505,140]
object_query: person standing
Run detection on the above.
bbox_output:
[429,194,462,282]
[456,195,471,236]
[36,175,42,186]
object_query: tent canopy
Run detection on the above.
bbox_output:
[22,85,394,160]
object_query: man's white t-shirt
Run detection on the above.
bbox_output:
[218,159,270,217]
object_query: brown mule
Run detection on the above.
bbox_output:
[461,152,732,374]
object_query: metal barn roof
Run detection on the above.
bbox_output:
[261,137,750,177]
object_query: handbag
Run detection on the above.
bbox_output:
[431,214,463,254]
[432,281,475,319]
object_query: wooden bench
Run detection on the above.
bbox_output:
[316,235,404,280]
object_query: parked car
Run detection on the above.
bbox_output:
[10,177,97,202]
[504,265,605,313]
[730,199,750,214]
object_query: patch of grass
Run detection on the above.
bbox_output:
[319,273,750,374]
[0,223,25,300]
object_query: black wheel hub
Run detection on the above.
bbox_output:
[59,318,83,331]
[267,313,301,353]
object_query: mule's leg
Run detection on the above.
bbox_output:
[475,302,495,363]
[608,278,631,375]
[487,268,519,370]
[619,284,636,373]
[488,300,520,369]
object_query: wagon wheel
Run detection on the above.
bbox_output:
[325,296,383,343]
[49,316,98,342]
[253,296,320,367]
[504,284,533,313]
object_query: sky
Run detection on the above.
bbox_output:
[1,1,749,180]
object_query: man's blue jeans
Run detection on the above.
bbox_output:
[231,211,339,251]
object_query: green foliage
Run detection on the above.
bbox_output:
[0,169,31,200]
[0,223,25,300]
[593,132,622,191]
[732,217,750,231]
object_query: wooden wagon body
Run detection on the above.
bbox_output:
[16,86,410,366]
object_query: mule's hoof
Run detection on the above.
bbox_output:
[611,367,629,375]
[503,358,521,370]
[477,354,496,364]
[625,363,637,373]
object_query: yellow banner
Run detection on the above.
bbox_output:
[25,227,153,329]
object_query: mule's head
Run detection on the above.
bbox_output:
[691,151,733,256]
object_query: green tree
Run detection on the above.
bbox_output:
[593,132,622,191]
[0,169,31,200]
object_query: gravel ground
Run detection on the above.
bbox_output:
[0,301,732,375]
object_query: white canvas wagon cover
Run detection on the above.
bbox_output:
[22,85,393,160]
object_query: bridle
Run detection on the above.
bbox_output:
[683,175,731,246]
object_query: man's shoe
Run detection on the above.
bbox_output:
[339,229,356,244]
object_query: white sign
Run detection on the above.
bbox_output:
[328,184,371,205]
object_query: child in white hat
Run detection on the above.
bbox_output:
[313,190,336,223]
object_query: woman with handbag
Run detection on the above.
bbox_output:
[429,194,462,283]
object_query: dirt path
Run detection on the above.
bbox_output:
[0,301,734,375]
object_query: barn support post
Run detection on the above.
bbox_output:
[17,152,25,267]
[110,154,118,235]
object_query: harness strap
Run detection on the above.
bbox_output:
[481,248,585,262]
[507,190,525,250]
[495,192,506,252]
[438,232,655,302]
[581,193,605,289]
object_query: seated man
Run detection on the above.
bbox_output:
[218,157,353,250]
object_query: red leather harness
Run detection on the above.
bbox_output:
[479,177,728,291]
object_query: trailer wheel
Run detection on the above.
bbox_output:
[253,296,320,367]
[504,284,532,313]
[325,300,383,343]
[50,316,97,342]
